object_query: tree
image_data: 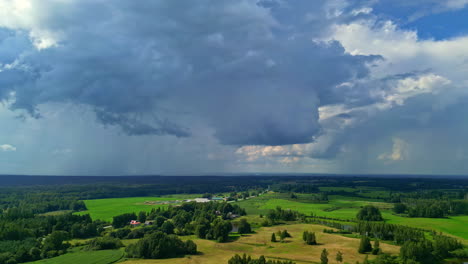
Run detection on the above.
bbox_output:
[356,206,383,221]
[212,219,232,242]
[161,221,175,234]
[372,240,381,255]
[302,231,317,245]
[138,211,147,222]
[271,233,277,242]
[358,236,372,254]
[237,219,252,234]
[336,251,343,263]
[400,240,434,264]
[320,249,328,264]
[392,203,407,214]
[279,230,291,241]
[42,231,69,252]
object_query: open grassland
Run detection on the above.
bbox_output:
[236,193,468,243]
[27,249,124,264]
[120,223,399,264]
[237,193,390,219]
[77,194,198,221]
[383,213,468,244]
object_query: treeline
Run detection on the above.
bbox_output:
[228,254,295,264]
[262,207,304,226]
[354,221,425,244]
[392,199,468,218]
[272,184,319,193]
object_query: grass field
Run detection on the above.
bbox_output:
[120,223,399,264]
[26,250,124,264]
[236,193,468,243]
[77,194,198,221]
[76,192,468,243]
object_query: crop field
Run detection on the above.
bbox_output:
[77,194,198,221]
[236,193,468,243]
[120,223,399,264]
[27,249,124,264]
[237,193,391,219]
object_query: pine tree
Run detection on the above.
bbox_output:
[336,251,343,263]
[372,240,381,255]
[271,233,277,242]
[358,236,372,253]
[320,248,328,264]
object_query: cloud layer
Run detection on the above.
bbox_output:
[0,0,468,175]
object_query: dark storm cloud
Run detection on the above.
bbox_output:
[0,0,378,145]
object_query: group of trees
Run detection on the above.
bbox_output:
[87,236,123,250]
[228,254,295,264]
[265,207,303,224]
[353,221,425,244]
[391,197,468,218]
[358,236,381,255]
[356,206,383,221]
[316,249,343,264]
[237,219,252,234]
[0,212,107,264]
[125,231,197,259]
[111,201,246,243]
[302,231,317,245]
[271,230,291,243]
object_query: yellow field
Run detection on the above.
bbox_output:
[121,224,400,264]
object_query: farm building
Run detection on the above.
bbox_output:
[130,220,141,226]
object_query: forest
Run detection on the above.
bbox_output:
[0,175,466,264]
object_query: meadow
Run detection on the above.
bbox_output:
[237,193,468,243]
[26,249,124,264]
[77,191,468,243]
[77,194,198,221]
[120,223,400,264]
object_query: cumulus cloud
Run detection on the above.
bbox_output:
[0,144,16,152]
[1,0,468,175]
[0,0,380,146]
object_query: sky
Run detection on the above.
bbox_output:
[1,0,468,176]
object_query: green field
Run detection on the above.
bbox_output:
[236,193,468,243]
[77,194,198,221]
[76,192,468,243]
[27,250,124,264]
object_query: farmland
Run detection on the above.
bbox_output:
[76,194,198,221]
[26,249,124,264]
[120,223,400,264]
[77,191,468,243]
[236,192,468,243]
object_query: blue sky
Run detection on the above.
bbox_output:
[1,0,468,176]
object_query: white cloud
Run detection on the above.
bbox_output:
[378,138,409,161]
[445,0,468,9]
[0,144,16,151]
[330,20,468,82]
